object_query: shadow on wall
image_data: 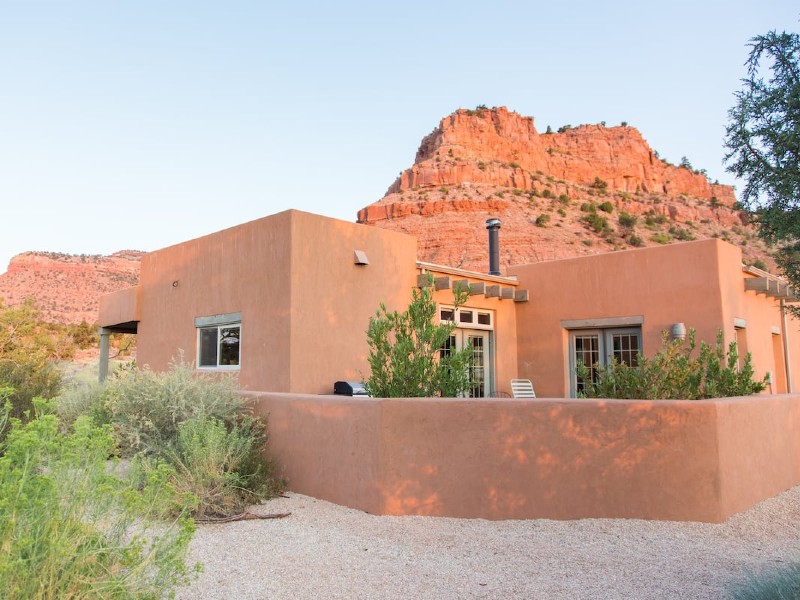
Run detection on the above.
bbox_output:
[252,393,800,523]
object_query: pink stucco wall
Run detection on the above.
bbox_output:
[251,392,800,523]
[510,238,800,398]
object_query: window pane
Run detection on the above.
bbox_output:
[459,310,473,323]
[469,336,485,398]
[199,328,218,367]
[477,312,491,325]
[219,326,240,366]
[574,334,599,394]
[440,309,454,322]
[611,333,639,367]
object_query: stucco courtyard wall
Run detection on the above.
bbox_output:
[250,392,800,523]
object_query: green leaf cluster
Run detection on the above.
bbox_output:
[0,410,199,598]
[724,30,800,313]
[365,280,474,398]
[56,359,283,519]
[577,329,767,400]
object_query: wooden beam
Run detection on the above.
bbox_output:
[469,282,485,296]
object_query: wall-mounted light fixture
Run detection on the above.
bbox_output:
[671,322,687,341]
[172,280,179,288]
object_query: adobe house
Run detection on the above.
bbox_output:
[98,209,800,522]
[99,208,799,397]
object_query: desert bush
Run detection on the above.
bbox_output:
[0,411,198,598]
[628,234,645,247]
[577,329,766,400]
[582,212,612,234]
[99,359,248,457]
[598,201,614,213]
[55,380,112,430]
[535,214,551,227]
[650,232,672,244]
[0,300,63,424]
[56,361,283,519]
[591,177,608,190]
[732,562,800,599]
[144,415,280,520]
[618,211,638,228]
[669,225,695,241]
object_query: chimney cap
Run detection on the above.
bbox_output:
[486,218,501,229]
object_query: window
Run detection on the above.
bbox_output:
[195,313,241,370]
[439,306,493,330]
[569,327,641,396]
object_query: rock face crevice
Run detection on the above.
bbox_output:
[358,106,764,273]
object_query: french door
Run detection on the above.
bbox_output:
[446,330,492,398]
[570,327,641,397]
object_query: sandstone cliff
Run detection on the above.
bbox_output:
[0,251,142,324]
[358,106,767,273]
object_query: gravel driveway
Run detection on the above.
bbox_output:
[177,485,800,599]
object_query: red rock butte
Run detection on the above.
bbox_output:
[357,106,756,273]
[0,251,142,324]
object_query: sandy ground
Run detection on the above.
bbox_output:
[176,485,800,600]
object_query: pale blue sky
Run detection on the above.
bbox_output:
[0,1,797,273]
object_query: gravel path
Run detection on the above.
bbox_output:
[177,486,800,599]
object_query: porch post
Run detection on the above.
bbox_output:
[99,327,111,383]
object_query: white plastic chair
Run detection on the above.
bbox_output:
[510,379,536,398]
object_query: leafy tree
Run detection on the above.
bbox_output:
[365,280,475,397]
[724,29,800,308]
[0,299,62,422]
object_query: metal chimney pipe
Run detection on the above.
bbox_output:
[486,218,501,275]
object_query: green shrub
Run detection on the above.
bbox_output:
[365,279,473,398]
[580,202,595,212]
[535,214,551,227]
[645,214,668,227]
[56,361,283,519]
[650,232,672,244]
[0,300,63,424]
[0,412,198,597]
[628,234,644,247]
[598,201,614,213]
[618,211,638,227]
[142,415,280,520]
[582,212,611,234]
[558,194,570,204]
[541,188,554,199]
[669,225,695,241]
[732,562,800,599]
[591,177,608,190]
[98,359,249,457]
[577,329,767,400]
[557,207,567,217]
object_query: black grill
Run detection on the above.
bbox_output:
[333,381,369,396]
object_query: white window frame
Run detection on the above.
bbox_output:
[439,305,494,331]
[195,312,241,371]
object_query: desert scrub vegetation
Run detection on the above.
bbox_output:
[577,329,766,400]
[0,403,199,598]
[732,562,800,599]
[56,360,283,519]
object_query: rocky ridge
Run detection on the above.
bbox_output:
[0,251,142,324]
[358,106,769,272]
